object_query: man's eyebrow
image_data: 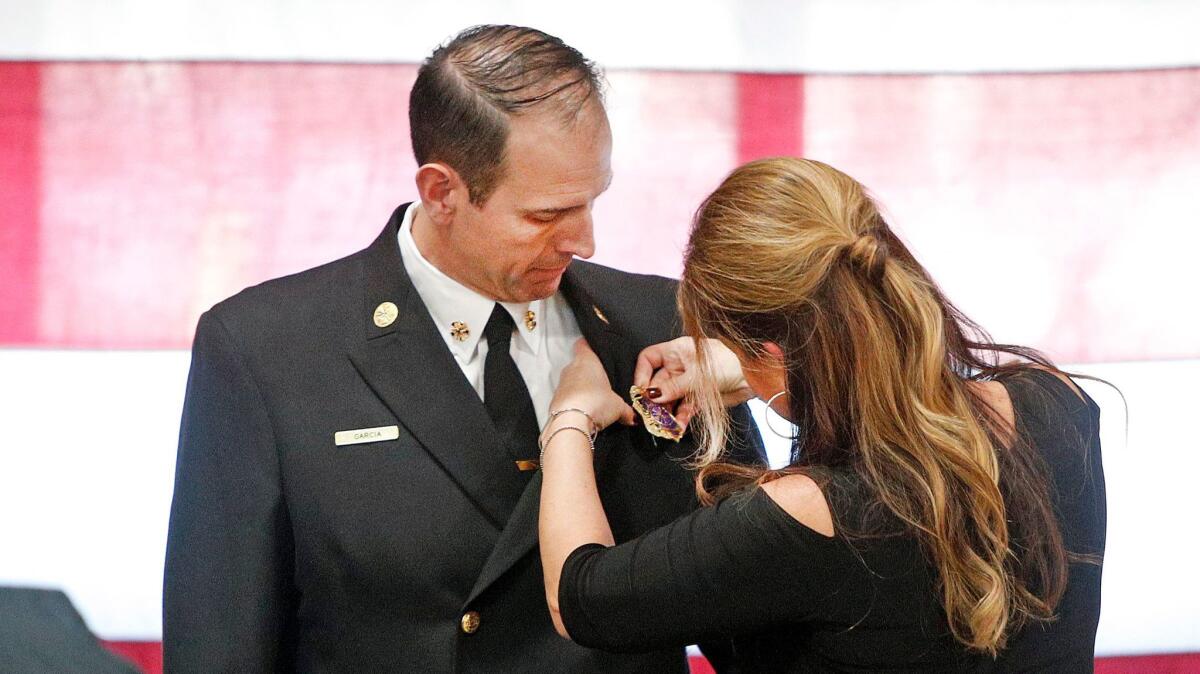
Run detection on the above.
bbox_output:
[527,176,613,214]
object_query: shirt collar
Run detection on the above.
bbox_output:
[398,203,544,360]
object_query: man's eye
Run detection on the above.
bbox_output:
[529,212,560,223]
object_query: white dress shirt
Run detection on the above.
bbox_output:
[397,202,583,430]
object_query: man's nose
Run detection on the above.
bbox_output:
[559,211,595,260]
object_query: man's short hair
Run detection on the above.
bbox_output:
[409,25,603,205]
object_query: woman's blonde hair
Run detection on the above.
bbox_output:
[679,157,1080,654]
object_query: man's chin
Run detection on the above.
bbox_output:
[513,268,568,302]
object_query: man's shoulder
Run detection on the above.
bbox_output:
[569,260,682,342]
[571,259,676,286]
[569,260,677,304]
[200,246,367,348]
[206,204,406,332]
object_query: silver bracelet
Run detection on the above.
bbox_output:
[538,425,595,468]
[548,408,599,438]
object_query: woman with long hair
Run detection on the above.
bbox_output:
[538,157,1106,671]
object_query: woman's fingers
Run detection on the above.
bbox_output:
[634,337,696,388]
[647,369,690,403]
[633,343,667,388]
[572,337,704,430]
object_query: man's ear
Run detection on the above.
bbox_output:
[415,163,465,225]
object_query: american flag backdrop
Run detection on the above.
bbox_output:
[1,2,1198,671]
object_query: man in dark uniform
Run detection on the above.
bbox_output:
[163,25,763,672]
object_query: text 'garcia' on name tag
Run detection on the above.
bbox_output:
[334,425,400,447]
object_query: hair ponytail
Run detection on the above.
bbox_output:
[680,157,1080,654]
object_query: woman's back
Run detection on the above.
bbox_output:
[985,369,1105,670]
[558,369,1105,671]
[757,369,1104,671]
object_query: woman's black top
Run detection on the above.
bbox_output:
[559,370,1106,672]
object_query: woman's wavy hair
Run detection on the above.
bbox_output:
[678,157,1093,654]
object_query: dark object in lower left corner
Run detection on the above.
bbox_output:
[0,586,139,674]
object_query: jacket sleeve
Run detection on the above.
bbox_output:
[163,310,295,672]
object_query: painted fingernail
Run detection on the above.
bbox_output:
[646,387,662,399]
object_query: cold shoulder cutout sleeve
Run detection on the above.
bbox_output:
[557,488,853,652]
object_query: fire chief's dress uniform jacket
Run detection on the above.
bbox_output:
[163,204,765,672]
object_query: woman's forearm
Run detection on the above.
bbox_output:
[538,419,615,639]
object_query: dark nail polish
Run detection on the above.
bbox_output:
[646,387,662,399]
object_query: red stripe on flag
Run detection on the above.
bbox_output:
[0,62,41,345]
[1094,653,1200,673]
[736,73,804,162]
[800,68,1200,363]
[8,64,1199,361]
[100,641,162,673]
[34,62,420,349]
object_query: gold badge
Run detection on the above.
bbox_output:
[450,321,470,342]
[592,305,609,325]
[524,310,537,332]
[373,301,399,328]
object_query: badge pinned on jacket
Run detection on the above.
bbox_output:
[373,302,399,328]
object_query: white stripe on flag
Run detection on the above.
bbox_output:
[0,349,187,641]
[0,348,1197,653]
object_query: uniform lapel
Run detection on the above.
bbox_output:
[465,264,635,606]
[347,205,526,530]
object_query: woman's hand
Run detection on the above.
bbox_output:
[550,339,637,432]
[633,337,754,427]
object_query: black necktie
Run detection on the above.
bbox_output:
[483,304,540,468]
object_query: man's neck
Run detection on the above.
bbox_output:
[410,205,493,300]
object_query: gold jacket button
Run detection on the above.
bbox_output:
[461,610,481,634]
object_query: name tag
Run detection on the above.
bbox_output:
[334,425,400,446]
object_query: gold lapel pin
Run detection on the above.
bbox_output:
[450,321,470,342]
[373,301,399,328]
[592,305,609,325]
[524,310,537,332]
